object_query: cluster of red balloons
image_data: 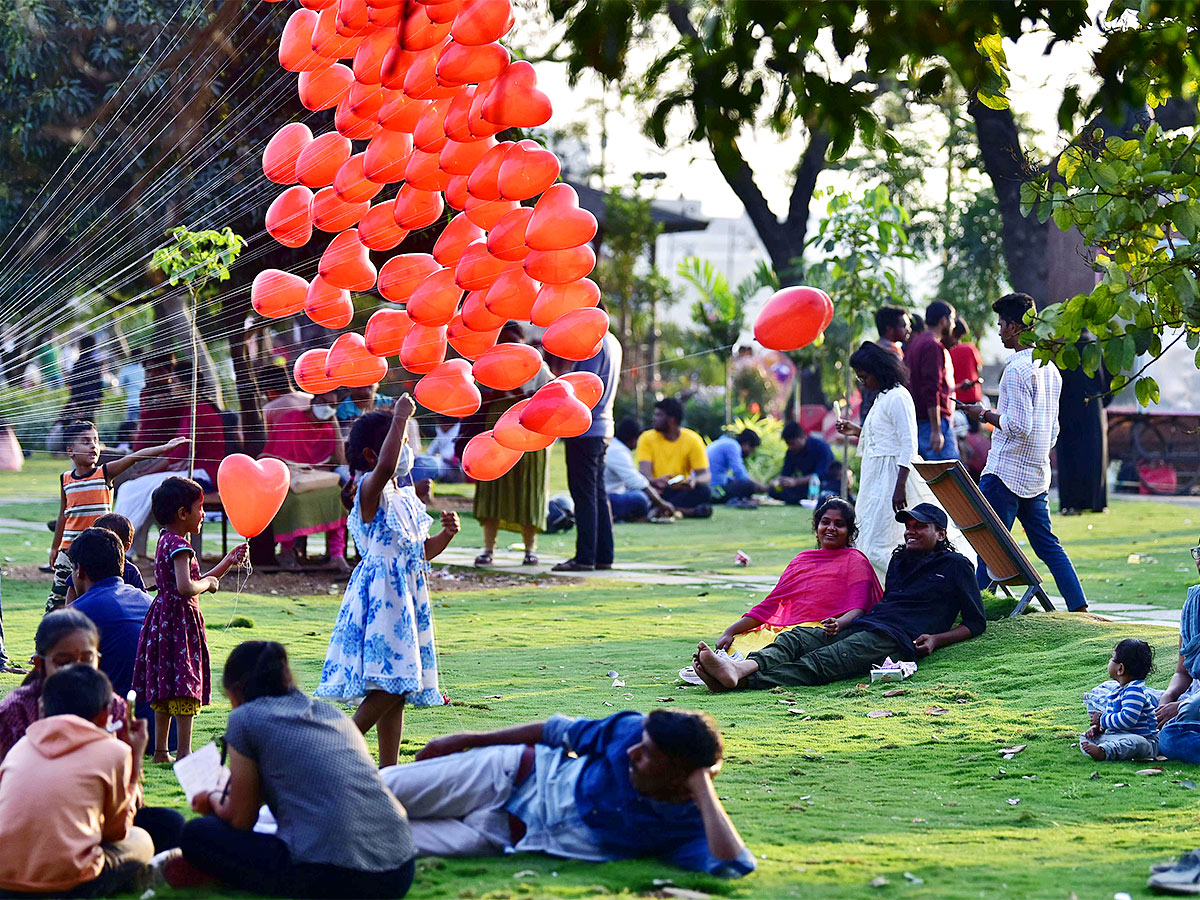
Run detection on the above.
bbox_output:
[252,0,612,481]
[753,286,835,352]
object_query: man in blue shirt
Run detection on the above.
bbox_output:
[706,430,765,507]
[381,709,755,878]
[769,422,837,503]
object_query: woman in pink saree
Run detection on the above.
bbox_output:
[715,497,882,651]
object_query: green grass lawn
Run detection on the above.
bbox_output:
[1,457,1200,899]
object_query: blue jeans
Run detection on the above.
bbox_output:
[1159,721,1200,763]
[917,418,959,460]
[976,473,1088,611]
[609,490,651,521]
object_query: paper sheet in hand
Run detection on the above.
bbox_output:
[173,741,230,803]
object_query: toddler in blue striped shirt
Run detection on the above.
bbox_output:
[1082,638,1158,761]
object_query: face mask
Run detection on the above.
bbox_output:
[311,404,336,421]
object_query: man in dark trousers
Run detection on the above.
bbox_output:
[553,326,622,573]
[905,301,959,460]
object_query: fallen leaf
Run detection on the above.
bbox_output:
[787,707,808,715]
[1137,767,1164,776]
[512,869,538,878]
[867,709,894,718]
[657,697,675,702]
[778,698,796,705]
[869,876,889,888]
[882,688,906,697]
[999,744,1027,759]
[1006,798,1020,806]
[925,706,949,716]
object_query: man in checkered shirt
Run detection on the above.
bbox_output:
[959,292,1089,612]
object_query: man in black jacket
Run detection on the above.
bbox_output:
[692,503,985,690]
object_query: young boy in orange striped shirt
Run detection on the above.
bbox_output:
[47,421,186,612]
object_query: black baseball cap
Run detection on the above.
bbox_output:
[895,503,948,529]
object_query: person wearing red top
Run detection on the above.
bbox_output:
[903,301,959,460]
[946,320,984,405]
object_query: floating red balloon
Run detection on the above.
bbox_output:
[378,252,440,302]
[440,137,498,177]
[333,153,384,203]
[312,186,368,232]
[414,359,481,417]
[279,9,324,72]
[556,371,604,409]
[365,308,414,357]
[358,200,410,251]
[497,140,559,201]
[482,60,551,128]
[518,381,592,438]
[523,245,595,284]
[297,131,353,188]
[398,3,452,51]
[399,323,448,374]
[363,130,413,184]
[305,275,355,328]
[450,0,513,46]
[525,183,597,250]
[460,290,506,331]
[753,286,831,352]
[319,229,376,291]
[352,27,394,83]
[455,239,515,291]
[407,267,463,327]
[446,315,501,360]
[432,213,484,266]
[218,455,291,539]
[379,92,427,131]
[482,268,537,320]
[263,123,313,184]
[463,195,518,230]
[325,332,388,387]
[412,97,452,153]
[294,348,339,394]
[493,399,555,451]
[818,288,835,330]
[393,183,445,228]
[462,430,522,481]
[435,40,509,86]
[252,270,309,318]
[541,307,608,360]
[299,64,353,110]
[486,206,532,261]
[266,185,314,248]
[530,278,600,327]
[471,342,541,391]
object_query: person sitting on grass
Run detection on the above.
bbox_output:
[636,398,713,518]
[0,665,158,898]
[691,503,985,691]
[768,422,836,504]
[706,429,766,508]
[1153,541,1200,764]
[380,709,756,878]
[605,418,675,522]
[64,513,145,605]
[1081,639,1158,761]
[715,497,881,651]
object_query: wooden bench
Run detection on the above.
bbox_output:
[911,459,1054,616]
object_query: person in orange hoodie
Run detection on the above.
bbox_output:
[0,665,152,897]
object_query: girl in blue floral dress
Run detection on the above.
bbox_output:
[316,395,460,766]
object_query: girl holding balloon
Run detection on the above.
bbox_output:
[315,395,460,767]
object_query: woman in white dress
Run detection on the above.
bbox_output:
[836,342,974,584]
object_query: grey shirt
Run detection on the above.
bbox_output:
[574,331,622,439]
[225,691,415,871]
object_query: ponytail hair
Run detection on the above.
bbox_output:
[222,641,295,702]
[23,609,99,686]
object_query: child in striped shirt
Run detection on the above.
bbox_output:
[47,421,186,612]
[1082,638,1158,761]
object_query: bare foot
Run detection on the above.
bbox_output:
[1080,739,1106,761]
[151,751,176,764]
[691,651,728,693]
[696,641,740,690]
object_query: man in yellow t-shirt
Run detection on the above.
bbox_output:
[635,398,713,518]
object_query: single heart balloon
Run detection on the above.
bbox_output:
[335,0,371,32]
[399,323,448,374]
[279,9,325,72]
[365,308,414,357]
[351,27,394,83]
[481,60,551,128]
[407,266,463,326]
[362,130,413,183]
[333,152,384,203]
[463,195,518,230]
[358,200,410,251]
[311,186,369,232]
[297,131,353,188]
[263,122,313,184]
[525,183,597,250]
[530,278,600,327]
[311,6,366,58]
[466,75,504,138]
[325,332,389,387]
[471,342,541,390]
[753,286,830,352]
[435,40,509,86]
[378,252,440,302]
[518,381,592,438]
[556,371,604,409]
[217,455,291,539]
[423,0,463,24]
[305,275,355,328]
[462,429,523,481]
[485,206,533,261]
[460,290,507,331]
[293,348,340,394]
[393,183,446,230]
[482,268,537,320]
[379,91,428,131]
[266,185,314,248]
[541,307,608,360]
[380,44,417,90]
[444,174,470,210]
[493,398,555,451]
[403,40,457,101]
[464,141,510,201]
[523,245,595,285]
[412,97,453,153]
[319,229,376,290]
[252,270,309,318]
[368,2,402,26]
[439,136,497,177]
[442,85,479,142]
[497,141,560,201]
[299,63,353,110]
[414,359,481,417]
[450,0,513,46]
[432,213,484,266]
[334,96,382,140]
[398,2,451,51]
[446,314,501,360]
[404,148,453,192]
[455,239,517,291]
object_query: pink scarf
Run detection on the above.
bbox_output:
[746,547,882,628]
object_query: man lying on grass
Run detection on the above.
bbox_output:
[380,709,755,878]
[692,503,985,690]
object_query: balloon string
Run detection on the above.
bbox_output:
[221,553,252,632]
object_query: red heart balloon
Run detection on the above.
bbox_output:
[335,0,371,32]
[493,398,555,451]
[352,27,394,83]
[378,252,440,302]
[368,3,402,26]
[423,0,463,24]
[299,64,353,110]
[400,323,448,374]
[485,206,532,261]
[252,270,309,319]
[393,182,445,229]
[293,348,339,394]
[524,245,595,285]
[465,141,510,201]
[446,314,501,360]
[301,0,337,10]
[530,278,600,327]
[444,174,470,210]
[398,3,451,51]
[312,186,368,232]
[334,96,382,140]
[460,290,506,331]
[461,429,523,481]
[525,183,597,250]
[358,200,410,251]
[311,6,367,58]
[471,342,542,390]
[407,266,463,326]
[497,141,560,201]
[482,60,551,128]
[435,40,509,86]
[363,130,413,183]
[467,76,504,138]
[297,131,353,188]
[463,195,518,230]
[433,213,484,267]
[404,40,457,100]
[305,275,355,328]
[414,358,482,417]
[439,136,497,177]
[556,371,603,409]
[442,85,480,142]
[365,308,414,357]
[217,455,291,539]
[378,91,428,131]
[450,0,513,46]
[279,9,326,72]
[404,148,453,192]
[455,239,517,291]
[541,307,608,360]
[319,229,376,291]
[325,332,389,387]
[518,381,592,438]
[263,123,313,184]
[482,268,537,320]
[266,185,314,248]
[753,286,831,352]
[333,153,384,203]
[412,97,453,153]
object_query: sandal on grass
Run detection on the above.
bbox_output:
[522,552,539,566]
[474,552,493,566]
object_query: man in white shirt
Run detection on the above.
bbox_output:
[960,292,1088,612]
[605,419,674,521]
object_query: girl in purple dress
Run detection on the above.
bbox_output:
[132,477,245,762]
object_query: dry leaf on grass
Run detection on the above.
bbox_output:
[867,709,894,718]
[925,706,949,716]
[882,688,906,697]
[1137,767,1164,776]
[786,708,809,716]
[999,744,1027,759]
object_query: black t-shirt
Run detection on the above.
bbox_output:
[844,548,986,659]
